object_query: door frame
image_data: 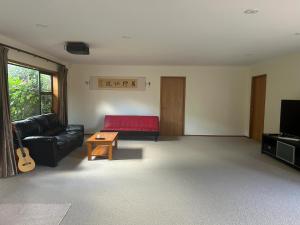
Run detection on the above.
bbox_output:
[160,76,186,136]
[249,74,267,139]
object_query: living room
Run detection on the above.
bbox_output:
[1,1,300,225]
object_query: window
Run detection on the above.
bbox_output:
[8,63,53,121]
[40,73,53,114]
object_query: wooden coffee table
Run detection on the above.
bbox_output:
[85,132,118,160]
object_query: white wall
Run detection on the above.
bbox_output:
[251,53,300,133]
[68,65,251,135]
[0,33,61,71]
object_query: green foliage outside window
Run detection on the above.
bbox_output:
[41,95,52,114]
[8,64,53,121]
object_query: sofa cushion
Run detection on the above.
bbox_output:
[103,115,159,132]
[46,113,61,129]
[55,131,83,151]
[13,118,41,139]
[44,127,65,136]
[31,114,50,133]
[103,127,157,131]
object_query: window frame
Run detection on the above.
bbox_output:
[8,61,54,120]
[39,72,54,115]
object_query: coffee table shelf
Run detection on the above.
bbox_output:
[91,145,108,157]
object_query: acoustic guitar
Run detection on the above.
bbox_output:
[13,125,35,173]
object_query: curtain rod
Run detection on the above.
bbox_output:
[0,43,65,67]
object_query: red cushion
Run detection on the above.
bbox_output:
[103,115,159,132]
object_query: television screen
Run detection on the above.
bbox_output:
[280,100,300,137]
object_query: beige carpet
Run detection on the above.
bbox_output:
[0,203,70,225]
[1,137,300,225]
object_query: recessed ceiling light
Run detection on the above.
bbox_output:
[35,23,48,28]
[244,9,259,14]
[122,35,132,39]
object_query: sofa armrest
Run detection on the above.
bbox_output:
[23,136,58,167]
[66,124,84,132]
[23,136,57,143]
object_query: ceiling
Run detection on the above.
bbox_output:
[0,0,300,65]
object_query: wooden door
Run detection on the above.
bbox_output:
[160,77,185,136]
[249,75,267,141]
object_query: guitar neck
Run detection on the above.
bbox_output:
[12,125,25,153]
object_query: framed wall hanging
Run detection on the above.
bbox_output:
[89,76,146,91]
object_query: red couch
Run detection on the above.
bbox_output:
[101,115,159,141]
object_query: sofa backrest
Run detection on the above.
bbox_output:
[13,118,41,139]
[103,115,159,131]
[13,113,61,139]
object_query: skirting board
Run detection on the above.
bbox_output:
[184,135,249,138]
[84,133,248,138]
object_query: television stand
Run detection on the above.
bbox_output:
[277,136,300,142]
[262,133,300,169]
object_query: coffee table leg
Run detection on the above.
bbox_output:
[87,143,92,160]
[115,138,118,150]
[108,145,113,160]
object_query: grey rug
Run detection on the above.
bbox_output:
[0,203,71,225]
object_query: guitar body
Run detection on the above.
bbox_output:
[16,147,35,172]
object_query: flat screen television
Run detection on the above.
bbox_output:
[280,100,300,137]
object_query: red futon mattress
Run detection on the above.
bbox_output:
[101,115,159,140]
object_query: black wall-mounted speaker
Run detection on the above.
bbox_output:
[65,42,89,55]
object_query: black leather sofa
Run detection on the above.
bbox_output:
[13,113,84,167]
